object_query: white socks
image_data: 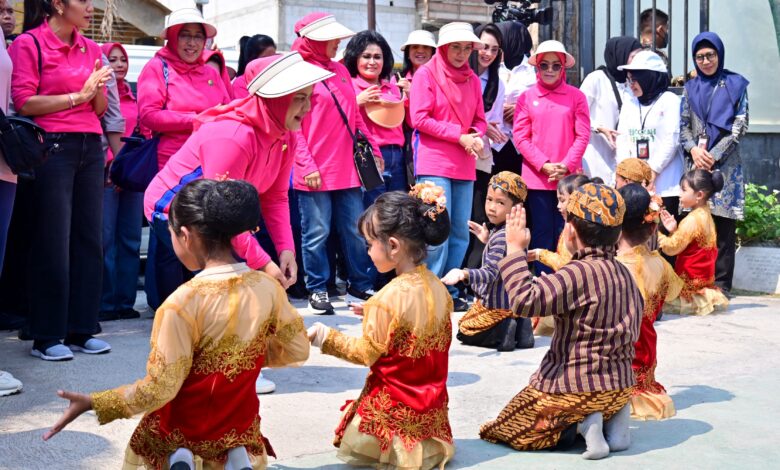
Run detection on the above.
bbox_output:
[169,448,194,469]
[577,412,610,460]
[225,446,252,470]
[604,404,631,452]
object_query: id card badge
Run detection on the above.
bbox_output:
[636,139,650,159]
[697,135,709,149]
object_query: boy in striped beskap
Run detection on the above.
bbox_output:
[479,183,642,460]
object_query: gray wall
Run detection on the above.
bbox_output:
[742,134,780,192]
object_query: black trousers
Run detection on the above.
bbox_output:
[28,133,104,341]
[464,170,492,270]
[456,317,534,351]
[491,141,523,175]
[713,215,737,292]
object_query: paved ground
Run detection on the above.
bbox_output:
[1,293,779,469]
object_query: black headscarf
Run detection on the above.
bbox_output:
[470,23,503,113]
[631,69,669,105]
[601,36,642,83]
[496,21,532,69]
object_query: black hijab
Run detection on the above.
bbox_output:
[631,69,669,105]
[470,23,503,113]
[602,36,642,83]
[496,21,532,69]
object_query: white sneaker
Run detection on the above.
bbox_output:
[0,371,23,397]
[255,373,276,394]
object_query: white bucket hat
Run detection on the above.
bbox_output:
[248,52,335,98]
[437,22,483,49]
[528,40,575,68]
[297,14,355,41]
[401,30,437,51]
[618,50,667,73]
[161,7,217,40]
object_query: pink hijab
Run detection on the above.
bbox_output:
[100,42,134,101]
[203,48,235,98]
[425,44,479,128]
[193,55,291,139]
[291,12,338,72]
[156,24,206,74]
[534,51,567,91]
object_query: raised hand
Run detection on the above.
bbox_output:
[505,206,531,255]
[356,85,381,106]
[468,220,490,244]
[660,209,678,233]
[78,60,112,103]
[42,390,93,441]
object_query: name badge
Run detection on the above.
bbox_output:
[697,135,709,149]
[636,139,650,159]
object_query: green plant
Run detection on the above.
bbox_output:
[736,184,780,246]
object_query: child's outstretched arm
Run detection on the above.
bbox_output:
[657,210,698,256]
[308,301,392,367]
[266,285,309,368]
[464,228,507,288]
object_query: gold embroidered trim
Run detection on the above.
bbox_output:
[193,326,270,381]
[274,316,306,345]
[679,272,716,300]
[186,270,265,296]
[633,362,666,395]
[389,315,451,360]
[358,388,452,452]
[92,389,130,425]
[129,413,266,469]
[322,328,386,366]
[128,349,193,415]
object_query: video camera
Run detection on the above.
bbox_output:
[484,0,552,25]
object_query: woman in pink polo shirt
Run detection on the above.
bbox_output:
[409,22,486,310]
[136,8,231,173]
[232,34,276,99]
[344,30,407,200]
[512,40,590,275]
[291,12,382,314]
[9,0,113,361]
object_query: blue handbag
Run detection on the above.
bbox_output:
[110,58,168,192]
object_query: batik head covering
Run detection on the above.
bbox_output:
[489,171,527,202]
[616,158,653,185]
[567,183,625,227]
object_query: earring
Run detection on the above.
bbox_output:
[57,9,64,15]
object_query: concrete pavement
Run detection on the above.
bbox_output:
[1,294,779,469]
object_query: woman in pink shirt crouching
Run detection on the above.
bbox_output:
[512,40,590,275]
[409,22,487,310]
[10,0,113,361]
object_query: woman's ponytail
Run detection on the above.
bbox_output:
[23,0,53,32]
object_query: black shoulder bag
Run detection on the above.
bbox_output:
[321,81,384,191]
[0,33,48,180]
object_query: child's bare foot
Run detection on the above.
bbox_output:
[604,405,631,452]
[577,412,609,460]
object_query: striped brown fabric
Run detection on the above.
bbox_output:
[498,246,643,393]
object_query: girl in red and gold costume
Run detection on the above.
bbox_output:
[308,184,455,469]
[617,183,683,420]
[43,179,309,470]
[659,169,729,316]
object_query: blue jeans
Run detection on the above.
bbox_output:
[417,176,473,297]
[298,188,375,293]
[363,145,408,207]
[526,189,564,275]
[28,133,104,340]
[145,216,192,310]
[0,180,15,271]
[101,186,143,312]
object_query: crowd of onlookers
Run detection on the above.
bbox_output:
[0,2,747,401]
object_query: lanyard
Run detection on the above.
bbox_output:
[703,79,723,125]
[638,98,660,131]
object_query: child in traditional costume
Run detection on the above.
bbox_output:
[442,171,534,351]
[307,186,455,470]
[43,180,309,470]
[526,174,590,335]
[615,157,653,188]
[480,183,642,460]
[659,169,729,315]
[617,183,683,420]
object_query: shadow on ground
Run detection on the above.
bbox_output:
[619,418,713,456]
[0,429,112,465]
[670,384,735,411]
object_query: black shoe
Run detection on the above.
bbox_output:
[309,291,335,315]
[453,298,469,312]
[516,318,535,349]
[287,283,309,300]
[118,308,141,319]
[98,310,120,322]
[346,286,375,301]
[497,320,517,352]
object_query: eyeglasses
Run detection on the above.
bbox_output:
[694,52,717,63]
[449,44,474,55]
[538,62,562,72]
[179,33,206,44]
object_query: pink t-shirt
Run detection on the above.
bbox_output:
[512,82,591,190]
[0,29,14,184]
[292,62,381,192]
[136,55,232,171]
[409,65,487,181]
[352,76,404,148]
[9,19,104,134]
[232,74,249,100]
[144,120,294,270]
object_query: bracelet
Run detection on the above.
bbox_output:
[67,94,75,109]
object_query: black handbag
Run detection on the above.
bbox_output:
[110,58,168,192]
[0,108,47,180]
[322,81,384,191]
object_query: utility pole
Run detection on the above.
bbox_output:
[368,0,376,30]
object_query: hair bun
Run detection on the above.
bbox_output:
[202,180,260,238]
[417,202,450,246]
[710,170,725,193]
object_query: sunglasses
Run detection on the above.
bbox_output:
[539,62,562,72]
[694,52,717,63]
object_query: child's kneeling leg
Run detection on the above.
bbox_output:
[225,446,252,470]
[604,404,631,452]
[577,412,609,460]
[169,448,194,470]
